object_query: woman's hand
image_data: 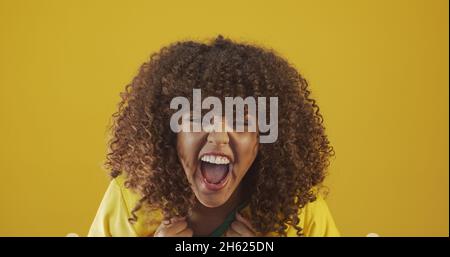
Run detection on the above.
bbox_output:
[225,213,256,237]
[154,217,193,237]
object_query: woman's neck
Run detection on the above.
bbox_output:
[197,184,244,214]
[188,184,246,236]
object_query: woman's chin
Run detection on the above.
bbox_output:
[197,198,226,208]
[194,186,232,208]
[193,181,234,208]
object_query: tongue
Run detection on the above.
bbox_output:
[201,162,229,184]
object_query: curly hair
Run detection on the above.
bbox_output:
[105,35,334,236]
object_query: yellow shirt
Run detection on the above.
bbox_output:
[88,176,340,237]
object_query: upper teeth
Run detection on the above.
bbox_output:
[201,155,230,165]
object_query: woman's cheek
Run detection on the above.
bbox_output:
[233,132,259,169]
[177,132,205,176]
[237,132,259,153]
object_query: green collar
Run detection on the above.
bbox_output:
[208,201,249,237]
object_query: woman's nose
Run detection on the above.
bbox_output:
[207,131,230,145]
[205,116,230,145]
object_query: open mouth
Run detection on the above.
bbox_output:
[199,154,232,191]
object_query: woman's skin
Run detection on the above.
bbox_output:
[154,115,259,236]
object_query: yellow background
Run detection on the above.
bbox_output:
[0,0,448,236]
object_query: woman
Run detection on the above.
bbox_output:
[88,35,339,237]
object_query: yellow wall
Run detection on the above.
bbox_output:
[0,0,448,236]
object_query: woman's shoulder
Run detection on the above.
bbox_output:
[112,175,164,236]
[88,175,163,237]
[290,194,340,237]
[112,175,139,208]
[240,194,340,237]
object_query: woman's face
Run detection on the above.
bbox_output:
[176,116,259,208]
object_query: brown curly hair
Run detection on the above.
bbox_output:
[105,35,334,236]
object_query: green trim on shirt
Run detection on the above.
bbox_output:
[208,201,249,237]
